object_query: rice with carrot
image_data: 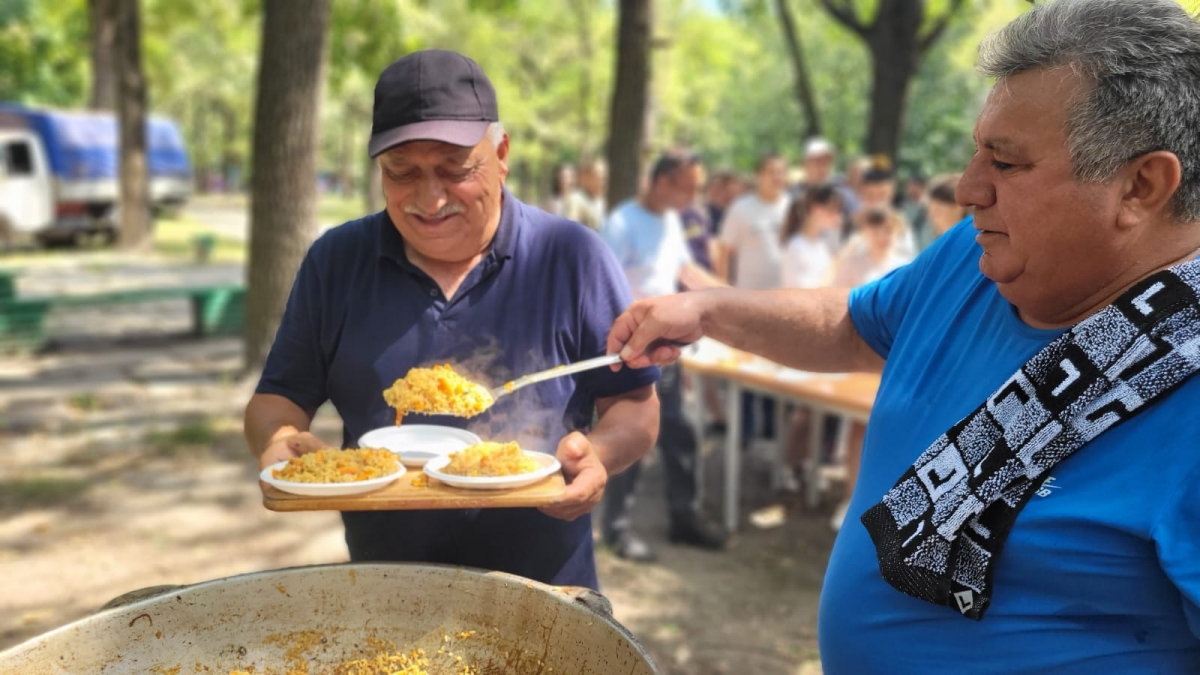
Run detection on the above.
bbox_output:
[383,364,494,419]
[441,441,537,477]
[272,448,400,483]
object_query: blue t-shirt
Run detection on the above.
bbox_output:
[821,218,1200,673]
[256,189,658,589]
[602,199,693,299]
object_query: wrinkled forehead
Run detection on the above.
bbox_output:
[978,67,1087,145]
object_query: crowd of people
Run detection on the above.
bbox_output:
[540,137,972,548]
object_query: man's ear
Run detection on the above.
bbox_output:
[495,134,510,182]
[1117,150,1182,229]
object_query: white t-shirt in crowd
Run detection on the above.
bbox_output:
[719,193,789,290]
[602,199,693,299]
[781,234,835,289]
[832,237,912,288]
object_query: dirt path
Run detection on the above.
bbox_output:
[0,263,833,674]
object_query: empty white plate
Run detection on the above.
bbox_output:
[423,450,561,490]
[357,425,483,467]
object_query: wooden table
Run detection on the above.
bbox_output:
[680,352,880,532]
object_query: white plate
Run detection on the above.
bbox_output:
[357,425,483,467]
[260,460,406,497]
[423,450,561,490]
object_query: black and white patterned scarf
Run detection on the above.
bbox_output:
[861,260,1200,620]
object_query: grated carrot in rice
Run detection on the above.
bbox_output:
[271,448,400,483]
[441,441,537,477]
[383,364,493,420]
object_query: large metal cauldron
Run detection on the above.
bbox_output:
[0,563,659,674]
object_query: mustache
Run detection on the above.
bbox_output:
[403,203,465,219]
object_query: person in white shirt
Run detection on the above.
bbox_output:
[779,183,846,495]
[545,163,576,217]
[718,153,791,446]
[717,154,790,289]
[563,158,607,231]
[833,206,913,288]
[826,205,914,530]
[601,151,728,561]
[780,183,846,290]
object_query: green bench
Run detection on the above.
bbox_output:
[0,269,246,352]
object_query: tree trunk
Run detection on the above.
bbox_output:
[571,0,595,151]
[89,0,117,111]
[817,0,966,164]
[244,0,332,371]
[774,0,822,139]
[219,103,239,192]
[863,0,923,161]
[339,109,353,196]
[192,99,209,194]
[115,0,150,249]
[605,0,653,209]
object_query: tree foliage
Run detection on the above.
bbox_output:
[1,0,1089,198]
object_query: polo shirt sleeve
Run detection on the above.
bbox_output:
[254,248,329,412]
[574,234,661,399]
[1152,459,1200,639]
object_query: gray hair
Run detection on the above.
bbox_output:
[485,121,506,148]
[979,0,1200,221]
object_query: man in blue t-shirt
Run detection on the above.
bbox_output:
[605,0,1200,671]
[600,151,728,562]
[244,50,659,590]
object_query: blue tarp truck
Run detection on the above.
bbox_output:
[0,105,191,244]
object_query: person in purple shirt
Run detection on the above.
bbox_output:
[243,50,660,590]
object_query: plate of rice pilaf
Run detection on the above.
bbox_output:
[423,441,561,490]
[260,447,406,496]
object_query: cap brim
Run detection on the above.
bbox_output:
[368,120,491,157]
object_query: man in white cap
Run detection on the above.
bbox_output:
[794,137,860,225]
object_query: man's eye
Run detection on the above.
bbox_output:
[992,161,1015,171]
[387,169,418,182]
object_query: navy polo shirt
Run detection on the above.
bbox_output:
[256,188,658,589]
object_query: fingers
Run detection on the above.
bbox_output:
[556,432,590,473]
[649,344,682,366]
[287,433,325,454]
[541,433,606,521]
[540,463,606,521]
[606,304,645,371]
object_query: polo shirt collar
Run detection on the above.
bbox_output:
[377,186,519,268]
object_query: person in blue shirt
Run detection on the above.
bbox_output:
[604,0,1200,670]
[600,151,728,561]
[243,50,660,590]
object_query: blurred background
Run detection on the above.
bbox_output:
[2,0,1192,673]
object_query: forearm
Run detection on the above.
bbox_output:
[589,385,659,475]
[699,287,884,373]
[244,393,316,458]
[713,243,732,282]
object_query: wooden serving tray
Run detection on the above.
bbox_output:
[262,470,567,512]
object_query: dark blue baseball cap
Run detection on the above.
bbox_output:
[368,50,500,157]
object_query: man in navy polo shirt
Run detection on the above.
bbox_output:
[243,49,660,590]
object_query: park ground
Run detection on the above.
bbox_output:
[0,197,836,674]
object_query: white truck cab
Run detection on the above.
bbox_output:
[0,127,54,243]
